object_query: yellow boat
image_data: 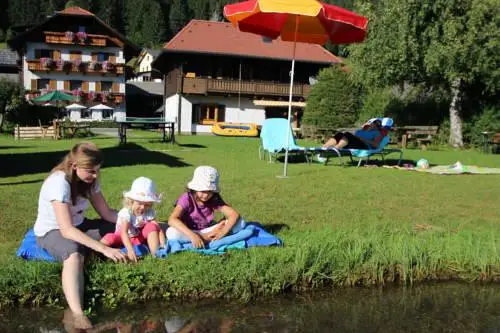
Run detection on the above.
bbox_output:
[211,122,259,137]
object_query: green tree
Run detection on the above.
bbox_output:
[303,66,358,128]
[349,0,500,148]
[0,79,24,131]
[169,0,189,34]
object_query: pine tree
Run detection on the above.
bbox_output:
[169,0,188,35]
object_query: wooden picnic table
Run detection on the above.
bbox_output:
[55,122,91,139]
[117,117,176,145]
[394,126,439,149]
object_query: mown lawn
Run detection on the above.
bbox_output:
[0,132,498,309]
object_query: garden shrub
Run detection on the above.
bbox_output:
[465,106,500,147]
[303,66,359,129]
[7,104,59,127]
[356,87,394,125]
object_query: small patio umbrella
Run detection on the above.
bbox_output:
[65,103,87,110]
[224,0,368,177]
[89,104,114,110]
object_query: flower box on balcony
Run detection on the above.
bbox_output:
[40,57,56,71]
[89,61,102,71]
[74,59,88,73]
[62,61,73,72]
[75,31,88,43]
[102,61,115,72]
[65,31,74,41]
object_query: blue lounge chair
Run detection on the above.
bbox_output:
[317,135,403,167]
[259,118,309,163]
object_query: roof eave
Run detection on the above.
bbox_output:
[152,48,339,73]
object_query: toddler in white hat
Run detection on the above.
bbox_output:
[167,166,245,248]
[101,177,165,261]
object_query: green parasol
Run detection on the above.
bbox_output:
[32,90,74,103]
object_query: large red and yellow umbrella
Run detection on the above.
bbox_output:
[224,0,368,176]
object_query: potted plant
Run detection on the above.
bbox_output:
[74,59,87,73]
[75,31,87,43]
[62,60,73,72]
[89,61,101,71]
[102,61,115,72]
[56,59,64,70]
[40,57,53,70]
[65,31,74,41]
[100,92,108,103]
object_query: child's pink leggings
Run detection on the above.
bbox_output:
[102,223,161,246]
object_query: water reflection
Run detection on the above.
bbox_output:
[2,283,499,333]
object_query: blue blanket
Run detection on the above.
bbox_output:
[156,222,282,257]
[17,223,283,261]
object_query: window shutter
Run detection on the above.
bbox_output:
[95,81,101,92]
[49,80,57,90]
[64,81,70,91]
[82,81,89,92]
[112,82,119,93]
[31,79,38,90]
[109,55,116,63]
[53,50,61,60]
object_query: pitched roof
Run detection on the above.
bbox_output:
[0,49,18,66]
[7,6,139,55]
[164,20,340,64]
[145,49,162,57]
[57,6,94,16]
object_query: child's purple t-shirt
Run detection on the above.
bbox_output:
[175,192,226,230]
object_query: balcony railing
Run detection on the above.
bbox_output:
[44,31,107,47]
[27,59,124,75]
[182,77,311,98]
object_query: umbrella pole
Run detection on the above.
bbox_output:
[282,15,299,178]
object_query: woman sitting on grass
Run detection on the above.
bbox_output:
[316,118,389,162]
[32,142,127,329]
[100,176,165,262]
[167,166,245,248]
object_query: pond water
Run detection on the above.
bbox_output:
[1,283,499,333]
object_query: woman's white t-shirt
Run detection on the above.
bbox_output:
[33,170,100,237]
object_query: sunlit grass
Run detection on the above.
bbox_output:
[0,133,498,308]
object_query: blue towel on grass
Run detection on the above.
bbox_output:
[156,222,283,258]
[17,223,283,261]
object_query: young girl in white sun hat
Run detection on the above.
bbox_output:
[167,166,245,248]
[101,176,165,262]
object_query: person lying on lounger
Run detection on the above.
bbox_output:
[316,118,388,162]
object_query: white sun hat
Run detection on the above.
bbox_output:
[187,166,220,192]
[123,177,162,203]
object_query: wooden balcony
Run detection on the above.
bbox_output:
[27,59,124,75]
[44,31,107,47]
[182,77,311,98]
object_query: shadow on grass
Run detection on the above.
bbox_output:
[0,146,30,150]
[0,143,190,178]
[0,179,44,186]
[177,143,206,149]
[263,223,290,233]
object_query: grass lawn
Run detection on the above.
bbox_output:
[0,132,499,309]
[0,43,6,49]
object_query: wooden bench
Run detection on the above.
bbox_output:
[15,125,56,140]
[397,126,439,150]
